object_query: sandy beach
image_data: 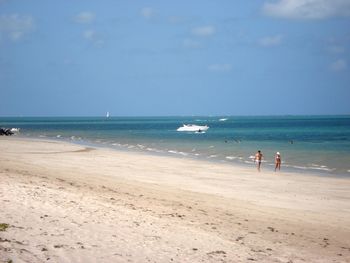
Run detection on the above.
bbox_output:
[1,137,350,263]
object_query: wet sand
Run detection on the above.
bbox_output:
[1,137,350,262]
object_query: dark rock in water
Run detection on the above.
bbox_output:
[0,128,14,136]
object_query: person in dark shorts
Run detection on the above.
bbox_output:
[255,150,263,172]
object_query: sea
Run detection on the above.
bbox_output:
[1,116,350,177]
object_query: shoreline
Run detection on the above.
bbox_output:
[12,134,349,178]
[1,137,350,262]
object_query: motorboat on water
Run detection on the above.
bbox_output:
[177,124,209,132]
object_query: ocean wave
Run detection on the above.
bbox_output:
[310,163,328,168]
[167,150,188,156]
[225,156,245,162]
[284,164,335,172]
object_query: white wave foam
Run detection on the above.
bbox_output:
[167,150,188,156]
[289,165,334,172]
[56,135,61,138]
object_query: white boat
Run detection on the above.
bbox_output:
[219,118,228,121]
[106,112,110,118]
[177,124,209,132]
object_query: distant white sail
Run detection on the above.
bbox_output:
[106,112,110,118]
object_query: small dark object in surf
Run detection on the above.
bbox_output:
[0,128,14,136]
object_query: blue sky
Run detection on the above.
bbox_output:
[0,0,349,116]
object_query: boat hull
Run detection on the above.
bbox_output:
[177,125,209,132]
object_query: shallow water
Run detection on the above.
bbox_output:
[1,116,350,176]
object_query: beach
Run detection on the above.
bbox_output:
[1,137,350,263]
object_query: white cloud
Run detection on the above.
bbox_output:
[83,29,104,48]
[328,45,345,54]
[74,11,95,24]
[0,14,34,41]
[168,16,187,24]
[83,30,95,40]
[9,31,23,41]
[330,59,347,71]
[192,26,215,37]
[259,35,283,47]
[208,64,232,72]
[183,39,201,49]
[141,7,155,19]
[263,0,350,19]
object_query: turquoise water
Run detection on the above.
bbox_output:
[1,116,350,176]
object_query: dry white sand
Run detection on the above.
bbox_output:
[0,137,350,263]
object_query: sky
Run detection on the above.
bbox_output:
[0,0,350,116]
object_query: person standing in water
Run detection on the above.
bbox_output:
[255,150,263,172]
[275,152,281,172]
